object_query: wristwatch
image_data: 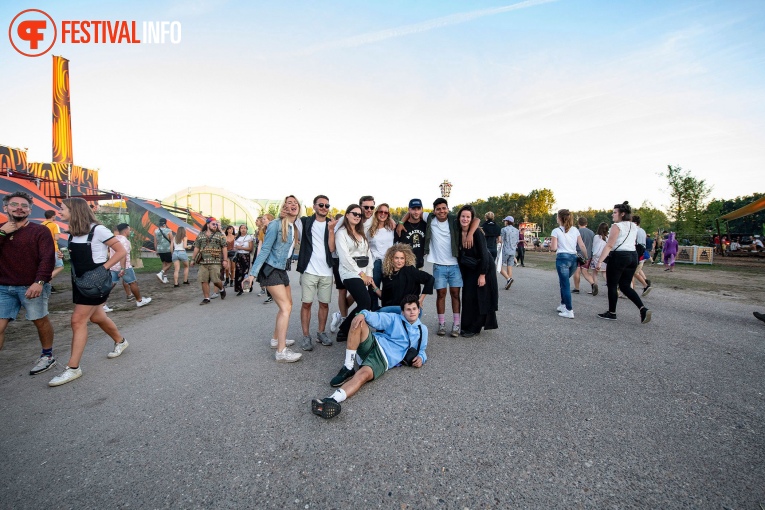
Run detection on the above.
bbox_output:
[35,280,45,286]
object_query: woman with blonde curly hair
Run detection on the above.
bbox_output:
[374,243,434,314]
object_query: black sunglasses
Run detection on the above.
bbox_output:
[362,205,375,210]
[349,211,362,218]
[315,203,330,208]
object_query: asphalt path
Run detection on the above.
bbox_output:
[1,265,763,509]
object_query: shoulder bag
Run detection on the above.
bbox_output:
[69,226,113,299]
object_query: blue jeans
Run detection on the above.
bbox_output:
[556,253,578,311]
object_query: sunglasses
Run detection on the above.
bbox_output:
[377,210,389,215]
[315,203,330,209]
[209,223,218,227]
[362,205,375,210]
[7,202,31,209]
[349,211,362,218]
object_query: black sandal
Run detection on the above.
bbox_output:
[311,398,341,419]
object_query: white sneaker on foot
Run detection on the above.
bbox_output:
[275,347,302,362]
[209,292,220,299]
[156,271,164,282]
[329,311,342,333]
[136,297,152,307]
[107,339,129,358]
[270,338,296,348]
[49,366,82,386]
[102,304,113,313]
[556,304,566,313]
[558,309,575,319]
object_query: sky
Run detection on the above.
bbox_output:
[1,0,764,213]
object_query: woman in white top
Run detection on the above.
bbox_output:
[368,203,395,310]
[550,209,588,319]
[233,224,254,295]
[335,204,373,341]
[48,198,128,387]
[171,226,189,286]
[596,201,651,324]
[590,222,609,287]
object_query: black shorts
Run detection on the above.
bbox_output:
[332,258,345,290]
[158,252,172,263]
[257,268,290,287]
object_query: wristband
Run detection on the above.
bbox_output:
[0,231,6,236]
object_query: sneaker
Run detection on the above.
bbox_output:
[107,339,129,358]
[311,397,341,419]
[300,335,314,351]
[163,277,169,284]
[335,331,348,342]
[174,284,179,288]
[126,294,136,301]
[210,292,220,299]
[136,297,152,307]
[505,278,513,290]
[48,366,82,387]
[220,288,227,300]
[329,312,342,333]
[437,323,446,336]
[200,298,210,305]
[753,311,765,323]
[592,283,599,296]
[451,324,460,337]
[317,331,333,346]
[558,309,575,319]
[156,272,164,282]
[102,304,113,313]
[263,296,273,304]
[642,285,652,297]
[598,311,617,321]
[257,289,266,296]
[30,355,57,375]
[556,304,566,313]
[646,279,652,287]
[657,262,664,265]
[275,347,302,363]
[572,289,580,294]
[640,307,652,324]
[330,366,356,387]
[50,286,58,294]
[270,338,296,348]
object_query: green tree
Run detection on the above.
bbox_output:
[634,201,670,238]
[662,165,712,238]
[526,188,556,232]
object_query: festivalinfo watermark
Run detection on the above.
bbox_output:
[9,9,181,57]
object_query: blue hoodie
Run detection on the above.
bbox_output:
[361,311,429,368]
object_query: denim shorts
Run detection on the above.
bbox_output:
[110,268,137,284]
[433,263,463,289]
[0,284,51,321]
[172,251,189,262]
[54,256,64,268]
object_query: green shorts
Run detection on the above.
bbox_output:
[358,329,388,380]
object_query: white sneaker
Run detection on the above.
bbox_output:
[102,304,113,313]
[209,292,220,299]
[162,277,169,284]
[156,271,164,282]
[49,366,82,387]
[275,347,302,363]
[270,338,296,348]
[329,312,342,333]
[558,309,575,319]
[136,297,152,307]
[556,304,566,313]
[107,339,129,358]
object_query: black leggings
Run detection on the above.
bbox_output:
[605,251,645,314]
[517,245,525,266]
[338,277,372,335]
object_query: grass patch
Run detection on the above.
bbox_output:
[62,257,166,275]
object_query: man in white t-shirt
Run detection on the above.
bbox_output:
[108,223,152,308]
[297,194,337,351]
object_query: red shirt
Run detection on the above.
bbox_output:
[0,221,55,286]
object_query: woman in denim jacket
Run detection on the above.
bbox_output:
[246,195,302,363]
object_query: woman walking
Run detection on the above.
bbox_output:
[48,198,129,386]
[171,226,189,286]
[335,204,374,342]
[457,205,498,337]
[590,222,609,291]
[368,203,395,310]
[246,196,301,362]
[224,225,236,286]
[233,224,254,295]
[596,201,652,323]
[550,209,588,319]
[663,232,678,271]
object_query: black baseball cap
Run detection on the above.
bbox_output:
[409,199,423,208]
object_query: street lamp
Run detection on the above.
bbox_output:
[439,179,452,198]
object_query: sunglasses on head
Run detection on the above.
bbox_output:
[315,203,330,208]
[362,205,375,210]
[349,211,362,218]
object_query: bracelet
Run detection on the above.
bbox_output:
[0,231,6,236]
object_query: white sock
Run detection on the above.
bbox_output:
[330,389,347,403]
[344,349,356,370]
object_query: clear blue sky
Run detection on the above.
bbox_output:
[2,0,764,213]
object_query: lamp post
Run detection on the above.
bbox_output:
[439,179,452,198]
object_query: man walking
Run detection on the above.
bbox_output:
[191,218,228,304]
[109,223,152,308]
[632,215,652,296]
[573,217,597,295]
[297,195,337,350]
[0,192,57,375]
[499,216,519,290]
[154,218,173,283]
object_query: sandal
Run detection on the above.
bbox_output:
[311,398,341,419]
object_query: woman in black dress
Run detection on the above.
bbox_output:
[457,205,498,337]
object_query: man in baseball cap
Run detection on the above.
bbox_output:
[395,199,427,268]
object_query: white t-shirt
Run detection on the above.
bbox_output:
[110,235,132,271]
[306,220,333,277]
[427,218,458,265]
[369,227,394,261]
[592,235,607,259]
[70,224,114,264]
[612,221,637,252]
[233,234,254,253]
[551,226,580,255]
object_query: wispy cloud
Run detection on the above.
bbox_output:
[291,0,559,56]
